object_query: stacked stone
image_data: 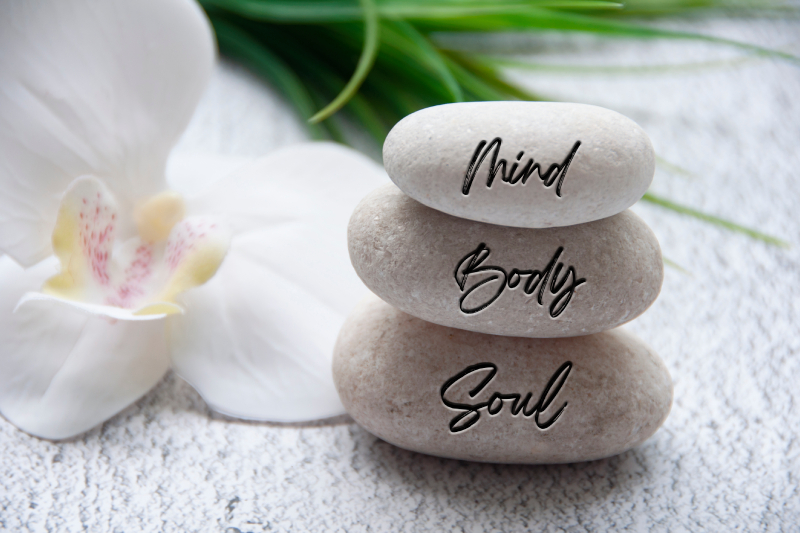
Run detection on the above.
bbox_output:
[333,102,672,464]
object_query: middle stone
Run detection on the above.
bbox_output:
[349,184,663,338]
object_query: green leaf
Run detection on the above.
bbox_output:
[663,257,690,273]
[425,9,799,63]
[200,0,623,23]
[209,15,331,140]
[484,55,755,75]
[309,0,381,123]
[446,51,545,100]
[259,25,393,143]
[655,156,695,179]
[381,20,464,102]
[641,192,789,247]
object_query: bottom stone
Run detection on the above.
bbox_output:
[333,295,673,464]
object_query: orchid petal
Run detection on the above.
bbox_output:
[186,142,390,316]
[166,153,254,198]
[16,292,179,321]
[168,250,346,421]
[169,142,389,421]
[0,256,170,439]
[157,216,232,303]
[43,175,120,302]
[0,0,215,267]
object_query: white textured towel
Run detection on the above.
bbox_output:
[2,17,798,532]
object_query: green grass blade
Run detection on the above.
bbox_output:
[309,90,349,143]
[444,56,514,100]
[377,1,624,18]
[656,156,695,179]
[209,16,331,140]
[663,257,690,273]
[260,25,393,143]
[486,55,756,75]
[309,0,381,123]
[248,22,433,140]
[446,51,546,100]
[426,9,800,63]
[320,22,462,103]
[642,192,789,247]
[383,20,464,102]
[200,0,623,23]
[200,0,362,22]
[595,0,792,16]
[346,93,392,144]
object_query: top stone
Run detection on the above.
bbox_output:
[383,102,655,228]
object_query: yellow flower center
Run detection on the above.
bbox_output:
[135,191,187,243]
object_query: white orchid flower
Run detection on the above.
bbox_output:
[0,0,386,439]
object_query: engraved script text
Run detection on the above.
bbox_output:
[462,138,581,197]
[454,243,586,317]
[440,362,573,433]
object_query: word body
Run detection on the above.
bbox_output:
[454,243,586,317]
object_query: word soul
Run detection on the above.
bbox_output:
[440,362,573,433]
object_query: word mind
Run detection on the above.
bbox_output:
[462,137,582,197]
[440,361,573,433]
[454,243,586,317]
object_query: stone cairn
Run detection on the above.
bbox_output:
[333,102,672,464]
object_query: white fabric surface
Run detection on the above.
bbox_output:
[2,16,799,532]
